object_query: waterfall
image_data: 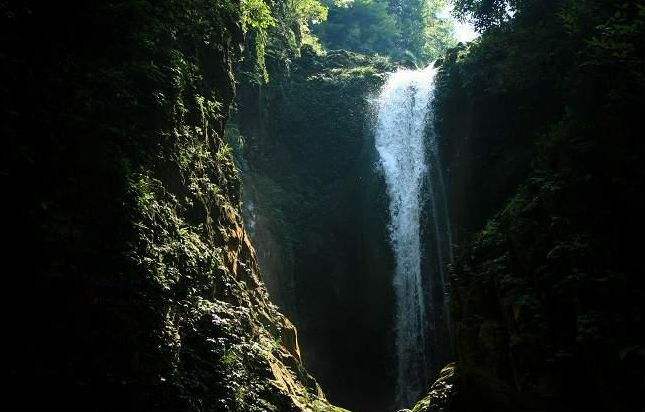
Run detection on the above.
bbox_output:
[374,65,448,407]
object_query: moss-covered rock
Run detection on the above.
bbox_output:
[409,363,459,412]
[235,46,398,410]
[2,1,343,410]
[434,1,645,411]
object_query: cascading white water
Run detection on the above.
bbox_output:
[375,65,440,407]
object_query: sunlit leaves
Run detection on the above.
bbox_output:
[241,0,276,31]
[315,0,456,63]
[291,0,329,23]
[452,0,518,30]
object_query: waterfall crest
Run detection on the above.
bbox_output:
[374,65,443,407]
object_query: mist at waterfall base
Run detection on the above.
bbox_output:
[375,66,453,408]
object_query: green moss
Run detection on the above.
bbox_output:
[3,0,343,410]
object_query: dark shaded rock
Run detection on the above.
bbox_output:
[1,1,343,410]
[235,48,398,411]
[434,1,645,411]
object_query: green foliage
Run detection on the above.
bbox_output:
[292,0,329,22]
[419,0,458,60]
[315,0,456,63]
[391,0,456,61]
[242,0,276,30]
[242,0,276,81]
[2,0,346,409]
[240,0,330,82]
[452,0,518,31]
[293,0,330,51]
[315,0,398,55]
[440,0,645,409]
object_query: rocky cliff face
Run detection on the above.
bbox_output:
[235,48,398,410]
[2,1,342,410]
[413,1,645,411]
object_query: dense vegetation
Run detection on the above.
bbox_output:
[314,0,456,62]
[242,0,458,72]
[417,0,645,410]
[243,0,645,410]
[235,47,398,410]
[1,0,343,410]
[2,0,644,410]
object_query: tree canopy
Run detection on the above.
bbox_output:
[313,0,457,63]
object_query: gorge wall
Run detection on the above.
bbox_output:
[412,1,645,411]
[3,1,644,411]
[235,46,459,410]
[235,47,398,411]
[2,1,343,410]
